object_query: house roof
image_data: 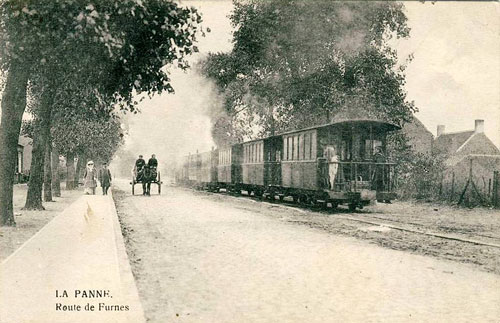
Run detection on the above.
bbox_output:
[434,130,475,155]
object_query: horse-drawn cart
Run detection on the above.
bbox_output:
[131,166,162,195]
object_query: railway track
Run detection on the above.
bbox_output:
[186,186,500,250]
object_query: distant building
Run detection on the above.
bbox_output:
[433,119,500,191]
[400,116,434,155]
[433,120,499,157]
[16,136,32,183]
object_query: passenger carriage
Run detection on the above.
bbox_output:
[217,144,242,193]
[187,152,202,187]
[199,149,219,191]
[279,119,399,210]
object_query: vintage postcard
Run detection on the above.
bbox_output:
[0,1,499,322]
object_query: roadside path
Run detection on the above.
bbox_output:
[0,193,144,323]
[114,181,500,323]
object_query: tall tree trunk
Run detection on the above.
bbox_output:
[66,152,75,190]
[43,140,53,202]
[0,61,30,226]
[74,153,85,189]
[24,91,53,210]
[51,146,61,197]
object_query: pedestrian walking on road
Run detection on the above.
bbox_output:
[98,163,112,195]
[83,161,97,195]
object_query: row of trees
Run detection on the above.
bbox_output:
[0,0,204,226]
[201,0,415,146]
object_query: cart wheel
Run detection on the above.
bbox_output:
[158,182,161,195]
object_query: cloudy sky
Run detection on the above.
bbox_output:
[121,1,500,164]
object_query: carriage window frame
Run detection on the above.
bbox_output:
[304,133,310,160]
[292,135,299,160]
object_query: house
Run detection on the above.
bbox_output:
[433,119,500,193]
[16,136,32,183]
[433,120,499,157]
[400,115,434,155]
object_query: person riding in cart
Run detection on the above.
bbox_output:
[148,154,158,169]
[134,155,146,179]
[148,154,158,178]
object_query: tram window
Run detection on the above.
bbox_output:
[304,133,310,160]
[363,139,383,159]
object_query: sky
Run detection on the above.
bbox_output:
[121,0,499,168]
[395,1,499,144]
[1,1,496,167]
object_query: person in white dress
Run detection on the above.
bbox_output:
[323,145,338,190]
[83,161,97,195]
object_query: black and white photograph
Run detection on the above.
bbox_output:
[0,1,499,322]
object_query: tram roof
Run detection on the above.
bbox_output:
[277,119,401,137]
[216,119,401,149]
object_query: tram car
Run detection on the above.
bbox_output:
[180,119,399,210]
[187,152,201,187]
[217,144,242,193]
[199,149,219,191]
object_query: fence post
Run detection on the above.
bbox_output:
[493,171,499,209]
[450,172,455,201]
[488,178,492,198]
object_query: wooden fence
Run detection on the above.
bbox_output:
[437,169,499,208]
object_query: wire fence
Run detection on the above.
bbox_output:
[397,156,500,208]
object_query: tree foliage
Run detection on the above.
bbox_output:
[0,0,203,224]
[201,0,414,146]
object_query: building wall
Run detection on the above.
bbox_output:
[443,156,500,195]
[18,136,32,175]
[401,117,434,155]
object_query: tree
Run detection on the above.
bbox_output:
[201,0,414,146]
[0,0,203,225]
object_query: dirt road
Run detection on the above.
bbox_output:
[114,181,500,323]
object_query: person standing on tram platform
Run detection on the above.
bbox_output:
[323,145,338,191]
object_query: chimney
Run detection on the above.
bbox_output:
[437,125,445,137]
[474,119,484,133]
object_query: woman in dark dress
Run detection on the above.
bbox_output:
[98,163,112,195]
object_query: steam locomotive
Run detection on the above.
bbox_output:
[176,119,399,211]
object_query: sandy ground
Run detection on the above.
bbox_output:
[113,180,500,323]
[0,184,82,262]
[160,187,500,275]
